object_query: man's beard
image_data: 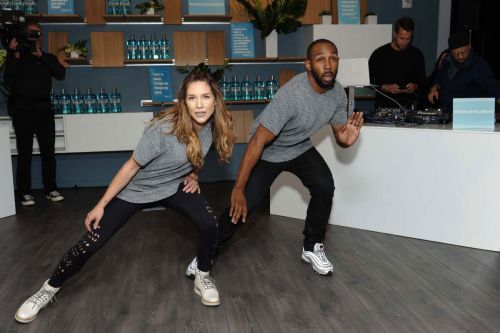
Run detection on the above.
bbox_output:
[311,68,336,89]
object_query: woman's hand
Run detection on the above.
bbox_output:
[84,205,105,232]
[183,172,200,193]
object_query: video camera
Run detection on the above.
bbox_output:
[0,9,37,53]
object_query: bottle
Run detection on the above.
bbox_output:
[253,75,265,100]
[108,0,119,14]
[120,0,131,15]
[11,0,22,11]
[96,88,110,113]
[230,75,241,101]
[159,34,170,59]
[220,76,230,101]
[59,88,72,114]
[241,75,253,101]
[266,74,278,99]
[50,88,60,114]
[24,0,37,14]
[109,88,122,113]
[71,88,85,114]
[138,33,147,60]
[126,34,137,60]
[149,34,158,60]
[84,88,97,113]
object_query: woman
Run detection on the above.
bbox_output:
[15,71,236,323]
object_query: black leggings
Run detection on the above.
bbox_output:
[48,184,217,288]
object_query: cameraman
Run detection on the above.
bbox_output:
[3,22,65,206]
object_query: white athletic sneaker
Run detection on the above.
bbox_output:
[301,243,334,276]
[194,268,220,306]
[46,191,64,202]
[15,280,60,323]
[185,257,197,279]
[20,194,35,206]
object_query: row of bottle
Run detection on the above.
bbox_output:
[107,0,131,15]
[0,0,37,13]
[126,34,171,60]
[220,75,279,101]
[51,88,122,114]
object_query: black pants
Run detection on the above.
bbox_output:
[11,104,57,195]
[48,184,218,288]
[218,147,335,251]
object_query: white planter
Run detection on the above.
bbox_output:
[146,8,155,15]
[265,30,278,58]
[321,15,332,24]
[70,51,80,58]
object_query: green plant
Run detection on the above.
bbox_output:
[135,0,164,14]
[176,61,232,83]
[0,48,9,97]
[58,39,88,57]
[236,0,308,39]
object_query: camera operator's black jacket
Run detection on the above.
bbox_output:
[3,51,65,108]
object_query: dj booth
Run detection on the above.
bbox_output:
[270,124,500,252]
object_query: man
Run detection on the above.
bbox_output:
[427,31,500,111]
[4,22,65,206]
[369,16,426,109]
[186,39,363,277]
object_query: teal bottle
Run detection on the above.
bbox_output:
[149,34,159,60]
[50,88,60,114]
[220,76,230,101]
[59,88,72,114]
[84,88,97,113]
[159,33,170,59]
[110,88,122,113]
[266,75,278,99]
[24,0,37,14]
[126,34,137,60]
[253,75,265,100]
[241,75,253,101]
[138,33,147,60]
[71,88,85,114]
[120,0,131,15]
[230,75,241,101]
[97,88,110,113]
[108,0,119,14]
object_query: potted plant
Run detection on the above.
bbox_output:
[236,0,308,57]
[135,0,164,15]
[319,10,332,24]
[58,39,88,58]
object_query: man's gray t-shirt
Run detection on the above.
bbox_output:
[118,120,213,204]
[250,72,348,163]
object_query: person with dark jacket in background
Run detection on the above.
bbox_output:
[369,17,426,109]
[4,22,65,206]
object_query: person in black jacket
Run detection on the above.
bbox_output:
[4,22,65,206]
[369,17,426,109]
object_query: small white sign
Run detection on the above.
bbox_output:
[402,0,412,9]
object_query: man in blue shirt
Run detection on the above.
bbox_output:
[427,31,500,111]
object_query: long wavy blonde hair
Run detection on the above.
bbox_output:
[150,71,236,170]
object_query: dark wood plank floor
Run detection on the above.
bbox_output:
[0,182,499,333]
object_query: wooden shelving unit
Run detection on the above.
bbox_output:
[64,58,91,66]
[124,59,174,65]
[182,15,231,23]
[228,57,305,64]
[103,14,163,23]
[26,14,85,23]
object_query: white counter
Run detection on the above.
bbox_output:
[0,125,15,218]
[270,124,500,251]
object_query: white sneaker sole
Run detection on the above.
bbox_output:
[14,303,48,323]
[301,254,334,276]
[21,201,35,206]
[194,286,220,306]
[46,197,64,202]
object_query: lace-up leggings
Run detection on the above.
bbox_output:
[48,184,217,288]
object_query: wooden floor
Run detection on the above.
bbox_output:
[0,182,499,333]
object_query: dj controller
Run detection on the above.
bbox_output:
[363,108,451,125]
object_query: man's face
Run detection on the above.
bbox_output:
[306,43,339,90]
[393,28,413,51]
[450,45,471,63]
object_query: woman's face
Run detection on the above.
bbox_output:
[185,81,215,127]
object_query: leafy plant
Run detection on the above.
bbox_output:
[135,0,164,14]
[58,39,88,57]
[236,0,308,39]
[0,49,10,97]
[176,61,232,83]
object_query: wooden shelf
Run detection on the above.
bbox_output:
[124,59,174,65]
[26,14,85,23]
[228,57,305,63]
[182,15,231,23]
[103,14,162,23]
[141,99,270,107]
[64,58,91,66]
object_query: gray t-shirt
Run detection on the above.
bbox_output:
[118,120,213,203]
[250,72,348,163]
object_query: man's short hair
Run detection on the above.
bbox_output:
[306,39,336,60]
[394,17,415,33]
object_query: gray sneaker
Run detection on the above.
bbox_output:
[185,257,197,279]
[301,243,334,276]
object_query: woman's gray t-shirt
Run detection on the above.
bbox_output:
[250,72,348,163]
[118,120,213,204]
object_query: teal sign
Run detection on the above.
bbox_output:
[453,98,495,130]
[48,0,74,14]
[231,23,255,58]
[149,67,172,102]
[337,0,360,24]
[188,0,225,15]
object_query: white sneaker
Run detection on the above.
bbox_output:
[20,194,35,206]
[194,268,220,306]
[15,280,60,323]
[185,257,197,279]
[301,243,334,276]
[46,191,64,202]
